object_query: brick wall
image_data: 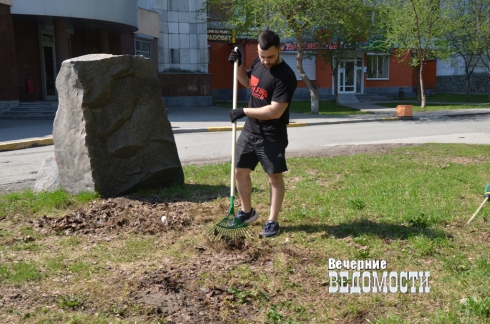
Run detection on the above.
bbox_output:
[208,42,234,90]
[120,33,135,55]
[423,60,437,89]
[0,4,19,101]
[70,33,83,58]
[83,31,98,54]
[13,19,42,101]
[108,33,122,55]
[364,54,415,89]
[72,31,128,58]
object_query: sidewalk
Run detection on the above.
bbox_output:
[1,103,490,152]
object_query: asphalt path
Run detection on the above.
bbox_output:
[175,114,490,164]
[0,114,489,193]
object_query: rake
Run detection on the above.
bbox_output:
[467,182,490,225]
[211,47,253,241]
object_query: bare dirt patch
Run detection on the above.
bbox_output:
[34,197,206,236]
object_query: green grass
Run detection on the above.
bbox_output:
[377,102,490,111]
[0,261,43,284]
[425,93,490,103]
[2,143,490,323]
[377,93,490,111]
[288,100,367,115]
[214,99,367,115]
[0,189,99,219]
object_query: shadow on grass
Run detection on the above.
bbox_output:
[126,183,230,204]
[284,219,449,240]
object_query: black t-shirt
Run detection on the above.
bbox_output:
[243,57,297,139]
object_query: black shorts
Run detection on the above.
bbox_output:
[235,132,288,174]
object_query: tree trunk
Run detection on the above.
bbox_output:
[419,62,426,109]
[330,56,340,106]
[416,66,421,105]
[311,90,319,113]
[295,37,319,114]
[487,72,490,101]
[466,75,471,102]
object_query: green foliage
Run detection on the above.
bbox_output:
[379,0,452,107]
[56,295,83,309]
[382,0,450,62]
[205,0,379,110]
[228,286,269,304]
[266,305,301,324]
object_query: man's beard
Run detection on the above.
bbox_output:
[263,56,281,68]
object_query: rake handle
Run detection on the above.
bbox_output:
[467,197,489,225]
[230,47,239,200]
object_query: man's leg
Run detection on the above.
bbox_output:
[267,172,285,222]
[235,167,253,213]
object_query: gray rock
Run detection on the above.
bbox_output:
[33,156,61,193]
[53,54,184,197]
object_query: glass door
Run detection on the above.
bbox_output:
[41,33,57,100]
[338,60,356,93]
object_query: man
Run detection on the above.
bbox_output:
[228,29,297,238]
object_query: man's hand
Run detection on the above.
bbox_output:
[228,48,242,66]
[229,108,246,122]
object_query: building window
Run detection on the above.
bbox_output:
[367,54,389,79]
[171,49,180,64]
[135,40,151,58]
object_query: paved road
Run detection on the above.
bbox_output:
[1,113,489,193]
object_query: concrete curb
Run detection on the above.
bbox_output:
[0,136,54,152]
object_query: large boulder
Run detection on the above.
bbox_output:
[53,54,183,197]
[33,156,61,193]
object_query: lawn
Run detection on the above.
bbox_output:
[377,93,490,111]
[1,143,490,323]
[425,93,490,103]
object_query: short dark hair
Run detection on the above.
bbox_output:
[258,29,280,50]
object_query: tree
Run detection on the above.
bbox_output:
[205,0,376,113]
[445,0,482,100]
[472,0,490,100]
[381,0,450,108]
[206,0,320,113]
[314,0,377,105]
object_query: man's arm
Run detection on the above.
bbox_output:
[243,101,288,120]
[236,64,250,88]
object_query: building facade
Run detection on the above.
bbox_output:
[436,57,489,94]
[137,0,212,107]
[0,0,139,112]
[208,32,437,102]
[0,0,212,114]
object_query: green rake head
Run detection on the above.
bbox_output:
[485,182,490,198]
[211,197,253,241]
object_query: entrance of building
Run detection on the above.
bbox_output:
[338,58,363,94]
[41,33,57,100]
